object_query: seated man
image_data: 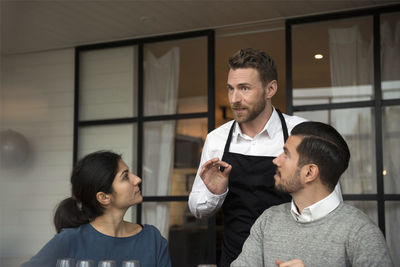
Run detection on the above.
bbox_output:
[231,121,393,267]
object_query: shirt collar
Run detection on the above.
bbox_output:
[290,190,341,223]
[232,107,280,142]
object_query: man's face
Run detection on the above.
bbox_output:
[227,68,267,124]
[272,135,304,194]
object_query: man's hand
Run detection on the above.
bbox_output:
[275,259,305,267]
[199,157,232,195]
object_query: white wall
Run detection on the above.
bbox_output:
[0,48,75,266]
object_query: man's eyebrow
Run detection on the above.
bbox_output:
[283,147,290,156]
[227,82,251,87]
[237,82,251,87]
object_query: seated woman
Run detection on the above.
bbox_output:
[21,150,171,267]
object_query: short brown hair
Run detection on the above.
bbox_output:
[228,48,277,87]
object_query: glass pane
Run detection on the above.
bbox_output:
[381,12,400,100]
[79,46,138,120]
[142,119,207,197]
[383,106,400,194]
[142,201,210,267]
[385,201,400,266]
[294,108,376,194]
[143,37,208,116]
[78,124,137,172]
[345,201,378,225]
[292,16,373,105]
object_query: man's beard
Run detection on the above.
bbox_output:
[275,167,304,194]
[231,93,266,123]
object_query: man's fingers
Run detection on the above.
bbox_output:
[202,158,219,168]
[200,160,231,180]
[221,162,232,174]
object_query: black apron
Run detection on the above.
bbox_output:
[219,109,291,267]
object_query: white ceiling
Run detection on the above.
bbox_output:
[1,0,398,55]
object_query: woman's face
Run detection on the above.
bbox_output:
[110,160,142,209]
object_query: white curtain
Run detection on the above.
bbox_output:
[381,19,400,265]
[142,47,180,238]
[328,25,375,195]
[329,21,400,265]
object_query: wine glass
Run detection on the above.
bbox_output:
[75,259,95,267]
[97,260,116,267]
[56,258,75,267]
[122,260,140,267]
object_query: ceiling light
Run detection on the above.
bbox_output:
[314,54,323,60]
[140,16,153,23]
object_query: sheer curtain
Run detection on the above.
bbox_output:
[381,18,400,265]
[142,47,180,238]
[329,21,400,264]
[328,25,375,195]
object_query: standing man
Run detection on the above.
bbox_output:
[189,48,341,266]
[231,121,392,267]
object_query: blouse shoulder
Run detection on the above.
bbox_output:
[142,224,163,236]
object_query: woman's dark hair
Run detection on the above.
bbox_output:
[54,151,121,233]
[291,121,350,191]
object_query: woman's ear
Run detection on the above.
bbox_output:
[303,164,319,184]
[96,192,111,206]
[265,80,278,99]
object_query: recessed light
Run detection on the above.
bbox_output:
[314,54,323,60]
[140,16,153,23]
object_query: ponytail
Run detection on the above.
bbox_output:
[53,151,122,233]
[54,197,89,233]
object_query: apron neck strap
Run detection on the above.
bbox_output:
[276,109,289,142]
[223,109,289,153]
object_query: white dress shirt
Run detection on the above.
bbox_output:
[188,108,309,218]
[290,189,342,222]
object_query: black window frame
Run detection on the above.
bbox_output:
[73,29,217,263]
[285,4,400,235]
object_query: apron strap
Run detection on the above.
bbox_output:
[223,108,289,153]
[276,109,289,142]
[223,121,236,153]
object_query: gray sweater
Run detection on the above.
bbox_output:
[231,202,393,267]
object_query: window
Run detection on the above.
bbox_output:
[75,30,215,266]
[287,7,400,265]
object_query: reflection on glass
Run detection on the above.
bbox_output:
[78,124,137,172]
[56,258,75,267]
[143,37,208,116]
[292,17,373,105]
[76,260,95,267]
[142,119,207,197]
[345,201,377,225]
[79,46,138,120]
[97,260,116,267]
[122,260,140,267]
[381,12,400,100]
[383,106,400,194]
[294,108,376,194]
[385,201,400,266]
[142,201,209,267]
